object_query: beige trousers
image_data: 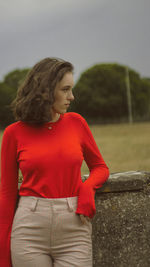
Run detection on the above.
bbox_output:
[11,196,93,267]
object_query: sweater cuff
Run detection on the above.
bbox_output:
[75,182,96,219]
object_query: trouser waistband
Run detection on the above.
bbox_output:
[18,196,78,212]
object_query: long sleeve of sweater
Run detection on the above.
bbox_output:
[0,126,19,267]
[75,115,109,218]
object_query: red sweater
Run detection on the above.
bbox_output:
[0,112,109,266]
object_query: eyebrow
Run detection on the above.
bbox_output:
[62,85,74,89]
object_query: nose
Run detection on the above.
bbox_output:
[68,91,74,101]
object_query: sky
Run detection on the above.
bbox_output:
[0,0,150,82]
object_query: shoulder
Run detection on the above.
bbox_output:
[64,112,90,133]
[65,112,86,123]
[2,121,21,137]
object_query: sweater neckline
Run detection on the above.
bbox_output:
[19,113,64,128]
[43,113,64,126]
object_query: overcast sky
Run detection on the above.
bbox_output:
[0,0,150,82]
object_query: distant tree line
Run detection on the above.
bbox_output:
[0,63,150,128]
[0,69,30,128]
[70,63,150,124]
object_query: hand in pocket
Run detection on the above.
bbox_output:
[79,214,91,224]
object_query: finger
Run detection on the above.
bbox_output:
[79,214,86,224]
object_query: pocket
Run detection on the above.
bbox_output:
[72,205,92,231]
[72,204,92,223]
[11,206,33,237]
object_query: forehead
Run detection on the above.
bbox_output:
[58,72,74,87]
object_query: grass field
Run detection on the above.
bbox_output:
[81,121,150,176]
[0,122,150,176]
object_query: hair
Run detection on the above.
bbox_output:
[10,57,74,125]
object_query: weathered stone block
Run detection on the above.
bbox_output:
[82,171,150,267]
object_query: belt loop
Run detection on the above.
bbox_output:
[30,198,38,212]
[67,198,73,212]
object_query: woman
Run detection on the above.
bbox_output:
[0,57,109,267]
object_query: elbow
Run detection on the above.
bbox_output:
[106,166,110,180]
[101,164,110,183]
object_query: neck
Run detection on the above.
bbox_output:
[50,112,60,122]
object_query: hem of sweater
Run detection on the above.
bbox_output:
[19,192,79,199]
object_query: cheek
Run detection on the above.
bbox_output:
[57,93,65,102]
[54,96,63,106]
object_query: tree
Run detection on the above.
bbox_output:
[70,63,150,123]
[0,83,14,128]
[0,69,30,128]
[3,69,30,99]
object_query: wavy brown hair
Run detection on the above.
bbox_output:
[10,57,74,125]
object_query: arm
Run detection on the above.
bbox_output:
[76,116,109,218]
[0,126,19,267]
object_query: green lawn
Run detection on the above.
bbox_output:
[81,121,150,175]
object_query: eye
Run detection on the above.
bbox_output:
[63,88,69,91]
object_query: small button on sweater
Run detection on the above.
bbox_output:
[0,112,109,267]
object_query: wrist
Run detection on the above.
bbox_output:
[76,182,96,218]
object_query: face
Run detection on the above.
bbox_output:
[51,72,74,116]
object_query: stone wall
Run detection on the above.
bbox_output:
[82,171,150,267]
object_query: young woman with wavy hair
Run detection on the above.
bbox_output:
[0,57,109,267]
